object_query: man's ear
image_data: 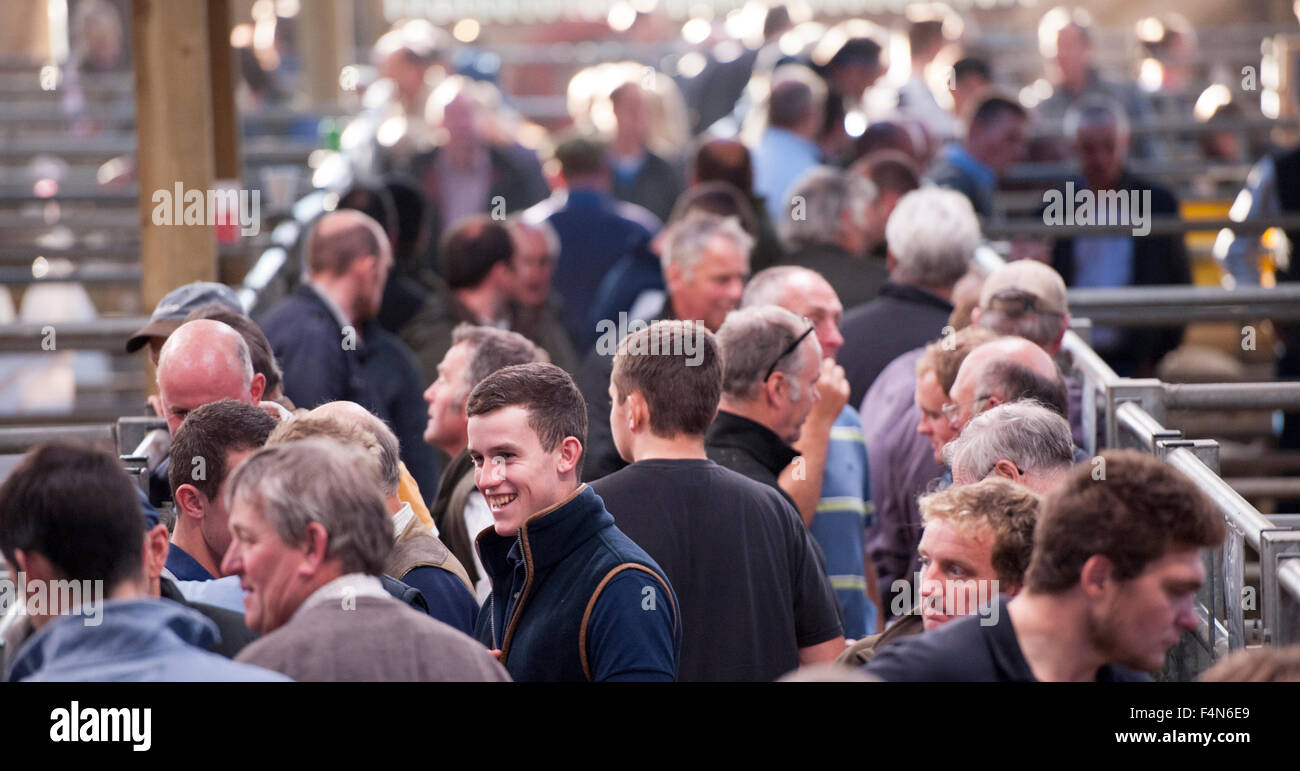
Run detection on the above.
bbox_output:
[556,436,583,476]
[1079,554,1114,600]
[174,484,207,522]
[298,521,331,578]
[249,372,266,404]
[626,391,649,433]
[1004,579,1023,598]
[142,523,171,581]
[992,459,1020,482]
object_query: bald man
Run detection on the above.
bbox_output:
[259,209,393,414]
[944,337,1067,438]
[156,319,266,435]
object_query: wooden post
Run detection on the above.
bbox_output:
[297,0,350,108]
[131,0,217,331]
[208,0,241,181]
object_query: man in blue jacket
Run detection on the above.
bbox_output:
[1,442,286,682]
[259,208,392,415]
[466,362,680,681]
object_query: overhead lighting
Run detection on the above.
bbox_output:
[453,18,480,43]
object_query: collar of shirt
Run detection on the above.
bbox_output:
[163,543,215,582]
[942,143,997,190]
[708,410,799,476]
[307,281,351,329]
[293,573,389,620]
[391,500,415,541]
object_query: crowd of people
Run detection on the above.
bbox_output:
[3,4,1300,683]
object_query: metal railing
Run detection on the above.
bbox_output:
[978,245,1300,676]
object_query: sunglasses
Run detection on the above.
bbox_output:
[763,322,816,382]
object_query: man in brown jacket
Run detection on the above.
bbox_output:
[225,438,508,682]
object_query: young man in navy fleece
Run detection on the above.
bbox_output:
[467,362,680,681]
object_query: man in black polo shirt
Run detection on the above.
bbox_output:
[865,450,1226,681]
[593,321,843,680]
[705,305,824,504]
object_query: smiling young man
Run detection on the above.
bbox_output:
[466,362,680,681]
[865,450,1225,681]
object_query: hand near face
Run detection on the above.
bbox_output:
[808,358,850,429]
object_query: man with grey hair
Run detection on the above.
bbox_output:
[579,211,751,482]
[754,64,827,221]
[1048,93,1189,377]
[779,167,887,309]
[946,400,1075,494]
[744,266,880,639]
[424,324,546,599]
[706,305,824,503]
[839,187,980,406]
[224,439,510,682]
[269,402,478,633]
[260,208,392,413]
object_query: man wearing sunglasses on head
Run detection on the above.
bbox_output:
[706,305,824,507]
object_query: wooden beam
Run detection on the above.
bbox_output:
[131,0,217,313]
[297,0,351,108]
[207,0,241,181]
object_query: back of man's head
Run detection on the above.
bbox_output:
[886,188,979,290]
[1025,449,1225,595]
[853,150,921,198]
[553,136,608,184]
[692,139,754,193]
[168,400,277,501]
[919,476,1039,589]
[305,208,389,278]
[612,321,722,438]
[945,400,1074,492]
[975,260,1069,350]
[441,215,514,291]
[977,360,1068,418]
[767,65,826,132]
[780,166,875,252]
[269,407,401,499]
[0,441,144,595]
[466,362,589,478]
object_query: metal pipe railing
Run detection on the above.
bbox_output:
[0,423,115,454]
[1161,382,1300,411]
[0,317,147,353]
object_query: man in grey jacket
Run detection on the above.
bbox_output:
[224,438,509,682]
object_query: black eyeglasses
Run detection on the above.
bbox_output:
[763,323,816,382]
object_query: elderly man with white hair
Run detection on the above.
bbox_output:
[945,400,1075,494]
[838,187,981,407]
[779,166,886,310]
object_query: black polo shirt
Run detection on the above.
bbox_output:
[705,410,799,506]
[592,458,842,681]
[864,596,1153,682]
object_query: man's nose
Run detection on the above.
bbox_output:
[1174,599,1200,632]
[220,543,241,576]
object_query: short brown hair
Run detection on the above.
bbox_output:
[466,363,588,477]
[168,400,277,500]
[915,326,999,393]
[612,321,722,439]
[1026,450,1226,594]
[919,477,1039,587]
